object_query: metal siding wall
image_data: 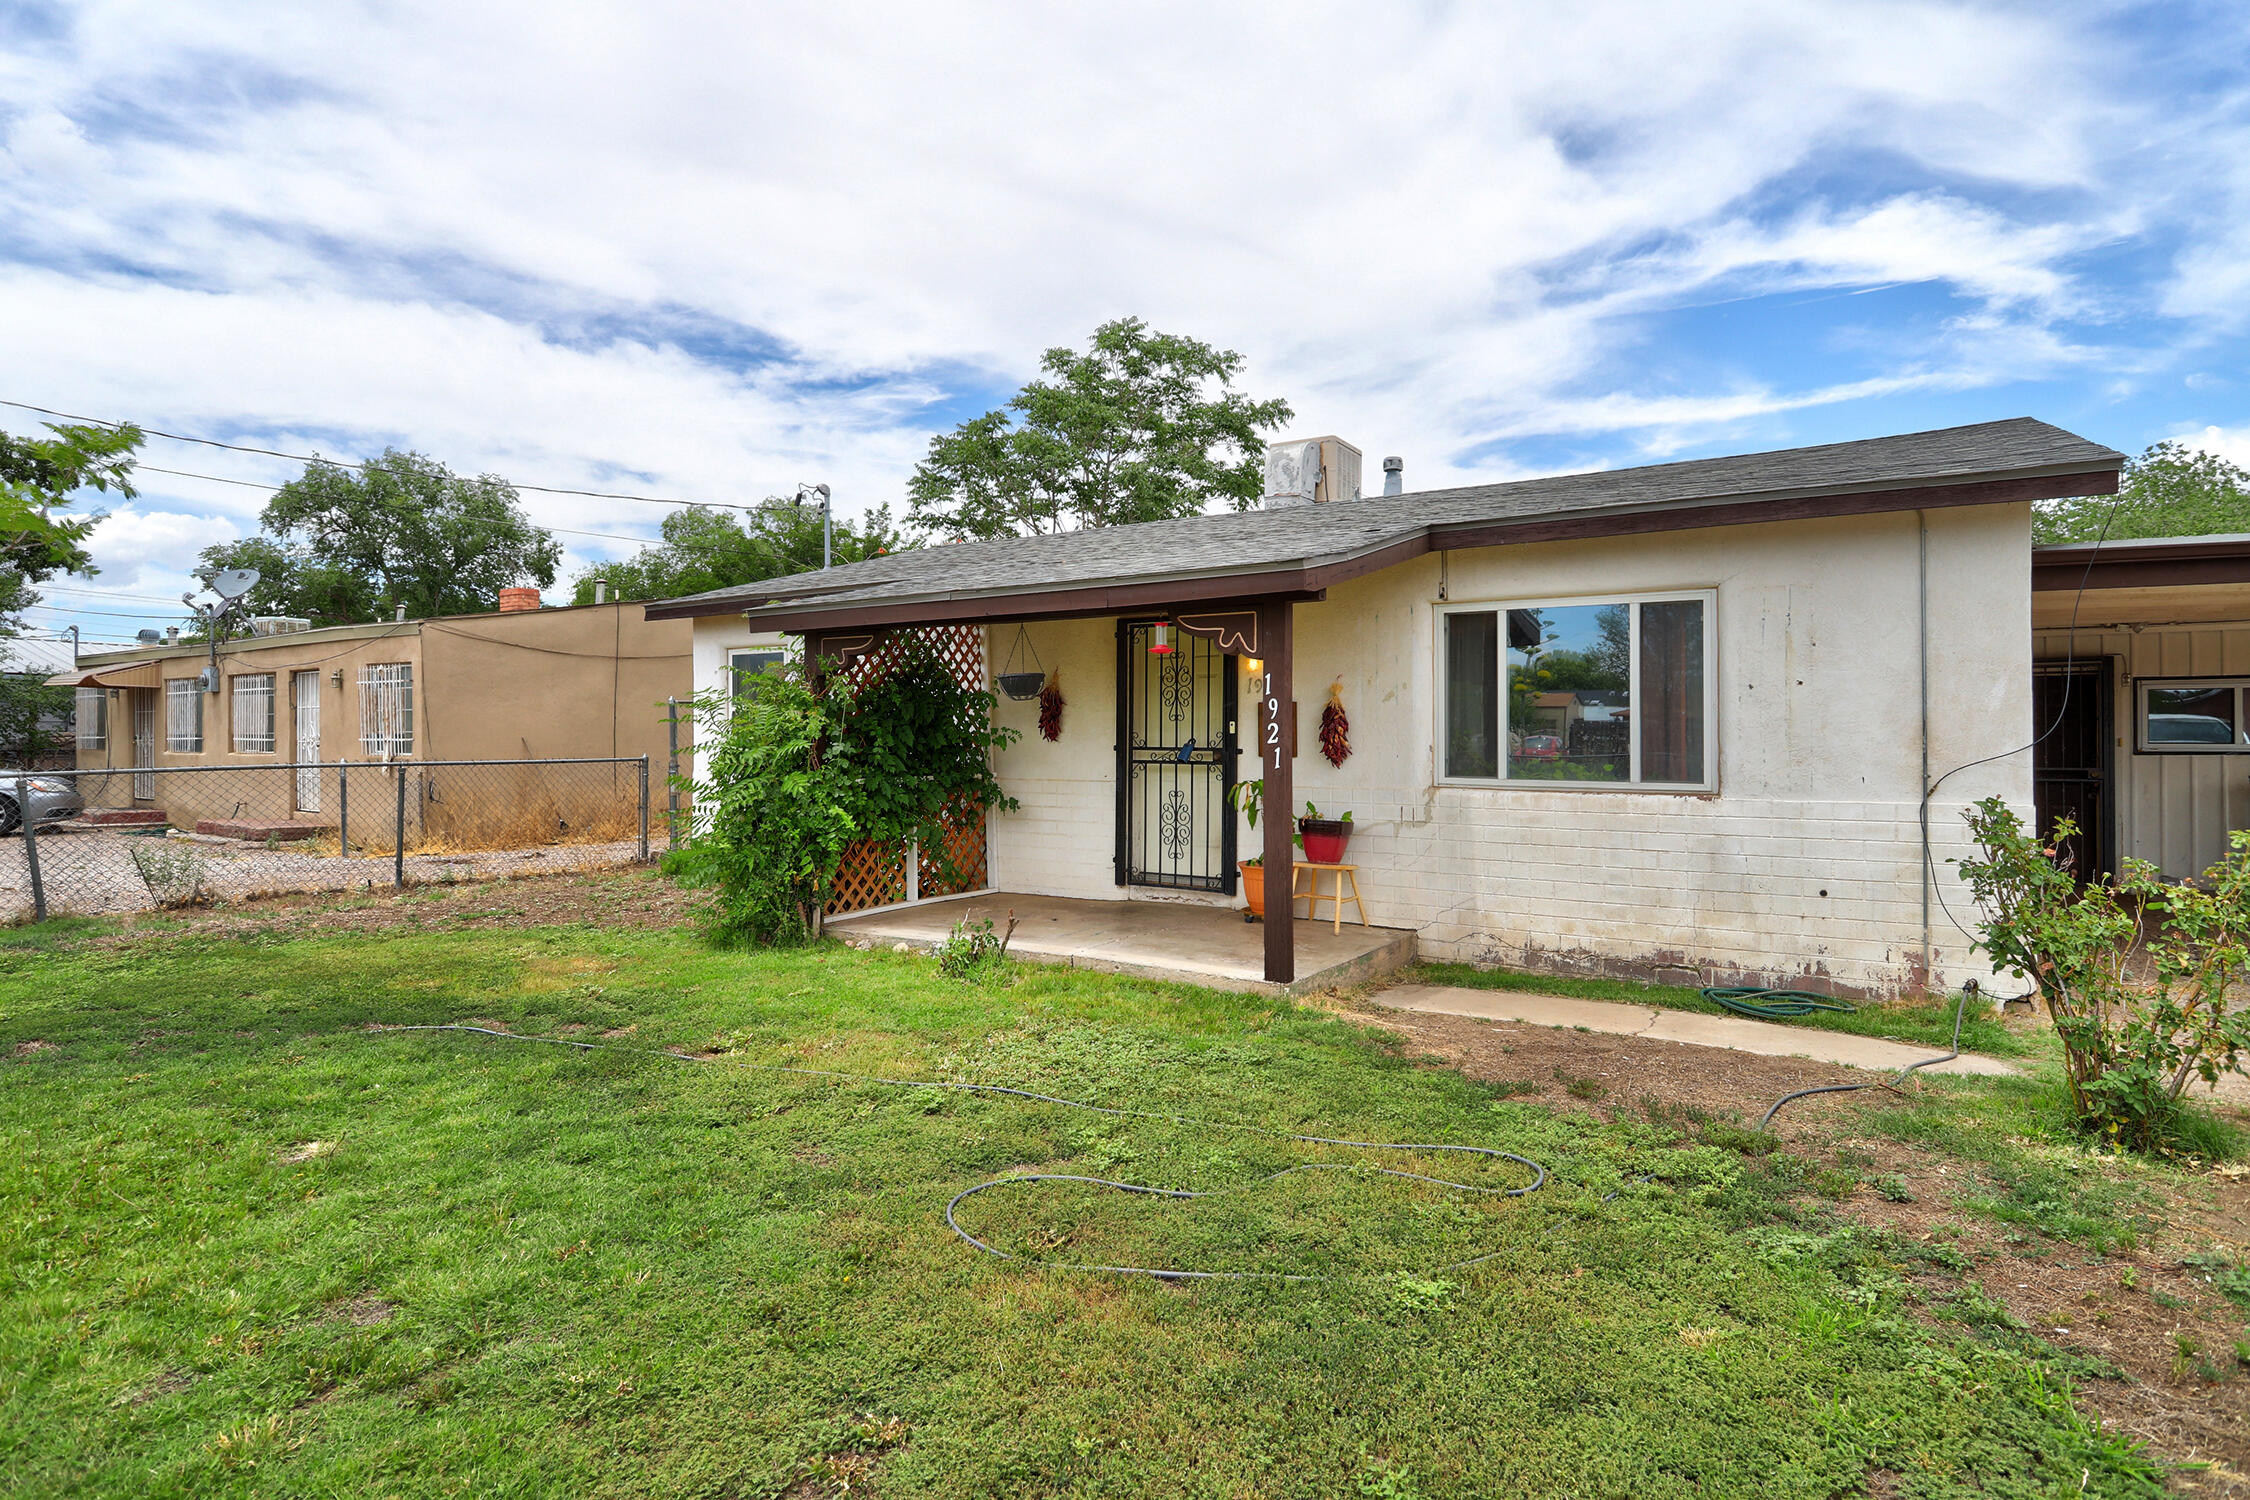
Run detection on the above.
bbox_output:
[2037,621,2250,878]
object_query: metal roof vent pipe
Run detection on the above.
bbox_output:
[1383,456,1403,496]
[593,579,608,605]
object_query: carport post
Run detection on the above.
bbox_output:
[1255,599,1294,986]
[393,763,406,889]
[15,776,46,923]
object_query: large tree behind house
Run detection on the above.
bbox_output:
[906,318,1293,540]
[2035,441,2250,544]
[567,502,908,605]
[198,449,561,626]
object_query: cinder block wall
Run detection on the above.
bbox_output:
[985,504,2031,998]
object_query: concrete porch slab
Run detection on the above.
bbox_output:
[829,891,1416,997]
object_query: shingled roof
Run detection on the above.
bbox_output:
[646,417,2122,628]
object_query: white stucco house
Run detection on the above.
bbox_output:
[649,419,2149,998]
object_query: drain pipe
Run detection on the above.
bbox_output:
[1918,510,1932,988]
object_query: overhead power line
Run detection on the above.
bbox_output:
[0,396,765,513]
[127,462,663,548]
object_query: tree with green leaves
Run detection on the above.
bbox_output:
[2035,441,2250,544]
[567,501,907,604]
[0,419,142,635]
[906,317,1293,539]
[198,450,560,625]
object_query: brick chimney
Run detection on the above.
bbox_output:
[497,587,541,613]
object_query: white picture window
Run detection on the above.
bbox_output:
[730,649,784,701]
[231,673,276,753]
[1440,591,1715,789]
[75,687,107,749]
[359,663,415,757]
[164,678,204,753]
[2138,679,2250,752]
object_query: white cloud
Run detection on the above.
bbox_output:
[0,0,2240,637]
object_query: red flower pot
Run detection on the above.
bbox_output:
[1298,818,1351,864]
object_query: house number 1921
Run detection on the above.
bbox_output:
[1260,672,1281,770]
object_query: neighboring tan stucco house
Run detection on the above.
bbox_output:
[650,418,2131,999]
[54,596,690,831]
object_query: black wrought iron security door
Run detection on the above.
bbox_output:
[1117,621,1237,892]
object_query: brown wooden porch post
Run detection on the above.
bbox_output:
[1256,598,1294,985]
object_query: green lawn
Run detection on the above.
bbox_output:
[1,919,2168,1498]
[1413,961,2036,1057]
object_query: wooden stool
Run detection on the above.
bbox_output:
[1291,861,1368,933]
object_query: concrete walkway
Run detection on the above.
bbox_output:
[1373,983,2018,1077]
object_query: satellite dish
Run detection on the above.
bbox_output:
[210,568,261,601]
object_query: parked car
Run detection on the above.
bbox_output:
[1517,735,1564,760]
[0,770,83,835]
[2146,713,2243,746]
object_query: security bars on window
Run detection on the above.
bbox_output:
[231,673,276,754]
[164,678,203,753]
[74,687,106,750]
[358,663,414,758]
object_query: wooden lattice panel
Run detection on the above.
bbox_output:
[826,626,988,915]
[918,797,990,899]
[829,838,907,914]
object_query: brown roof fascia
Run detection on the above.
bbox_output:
[1429,468,2119,552]
[2032,550,2250,591]
[751,576,1329,634]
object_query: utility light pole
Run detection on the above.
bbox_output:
[792,482,832,569]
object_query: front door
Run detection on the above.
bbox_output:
[2033,660,2111,882]
[132,693,155,800]
[293,670,322,812]
[1116,621,1237,892]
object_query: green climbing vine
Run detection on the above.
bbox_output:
[668,638,1017,945]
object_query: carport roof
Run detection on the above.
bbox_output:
[646,417,2122,630]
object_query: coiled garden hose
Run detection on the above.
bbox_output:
[1701,986,1858,1020]
[372,1024,1548,1283]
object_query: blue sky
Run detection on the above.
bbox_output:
[5,1,2250,651]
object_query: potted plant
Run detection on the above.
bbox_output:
[1226,779,1301,923]
[1297,801,1353,864]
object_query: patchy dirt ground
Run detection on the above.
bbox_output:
[90,866,706,944]
[1349,999,2250,1496]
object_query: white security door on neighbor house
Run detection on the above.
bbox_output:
[132,692,155,800]
[293,670,321,812]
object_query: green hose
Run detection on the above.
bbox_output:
[1700,986,1858,1020]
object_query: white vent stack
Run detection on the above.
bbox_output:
[1262,436,1362,508]
[1383,456,1403,496]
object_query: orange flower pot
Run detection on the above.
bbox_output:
[1239,861,1265,922]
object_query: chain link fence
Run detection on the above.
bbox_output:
[6,756,656,921]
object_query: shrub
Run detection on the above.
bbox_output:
[668,639,1017,946]
[127,842,210,908]
[1957,798,2250,1154]
[935,915,1015,982]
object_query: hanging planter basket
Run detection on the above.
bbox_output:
[996,625,1046,700]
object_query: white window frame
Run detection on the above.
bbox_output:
[231,672,277,754]
[75,687,107,750]
[358,662,415,758]
[729,648,785,702]
[2136,677,2250,754]
[164,678,204,754]
[1436,589,1718,792]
